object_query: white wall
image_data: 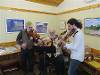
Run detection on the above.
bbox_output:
[0,9,59,43]
[57,7,100,50]
[0,0,100,50]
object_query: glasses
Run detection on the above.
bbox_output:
[28,27,33,29]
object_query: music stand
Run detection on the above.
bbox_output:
[33,45,56,75]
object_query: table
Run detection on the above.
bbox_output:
[81,60,100,75]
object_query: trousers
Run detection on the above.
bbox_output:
[68,59,81,75]
[20,48,34,73]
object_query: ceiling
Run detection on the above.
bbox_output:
[26,0,64,6]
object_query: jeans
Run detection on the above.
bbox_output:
[68,59,81,75]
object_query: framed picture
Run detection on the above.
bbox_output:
[84,18,100,36]
[6,19,24,32]
[35,22,48,33]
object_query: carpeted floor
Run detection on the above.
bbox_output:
[2,64,90,75]
[3,69,90,75]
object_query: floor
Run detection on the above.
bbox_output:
[3,65,90,75]
[4,71,90,75]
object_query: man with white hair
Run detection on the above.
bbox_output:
[16,23,36,75]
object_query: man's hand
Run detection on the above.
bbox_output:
[60,40,66,47]
[21,43,27,49]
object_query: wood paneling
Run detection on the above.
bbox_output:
[26,0,64,6]
[0,41,16,47]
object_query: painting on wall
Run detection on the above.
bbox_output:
[6,19,24,32]
[84,18,100,36]
[35,22,48,33]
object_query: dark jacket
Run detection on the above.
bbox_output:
[16,29,34,49]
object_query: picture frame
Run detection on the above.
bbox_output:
[35,22,48,34]
[84,18,100,36]
[6,19,24,33]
